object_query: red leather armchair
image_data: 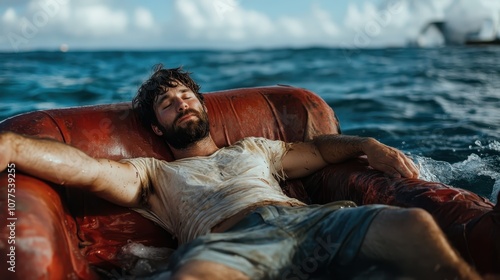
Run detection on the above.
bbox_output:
[0,86,498,279]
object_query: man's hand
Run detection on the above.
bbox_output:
[361,138,419,179]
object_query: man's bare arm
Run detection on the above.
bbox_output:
[0,131,143,208]
[282,134,419,179]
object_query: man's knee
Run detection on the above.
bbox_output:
[361,208,443,260]
[378,207,438,233]
[396,208,438,234]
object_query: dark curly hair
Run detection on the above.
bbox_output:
[133,64,203,127]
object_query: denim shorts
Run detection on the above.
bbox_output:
[167,201,389,280]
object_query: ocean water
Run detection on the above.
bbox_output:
[0,47,499,203]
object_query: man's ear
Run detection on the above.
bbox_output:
[151,124,163,136]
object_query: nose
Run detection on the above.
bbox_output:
[176,97,189,112]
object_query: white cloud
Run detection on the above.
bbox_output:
[171,0,277,44]
[173,0,276,41]
[340,1,427,47]
[344,2,378,30]
[169,0,342,48]
[278,17,306,38]
[444,0,494,42]
[312,3,339,37]
[134,7,154,30]
[176,0,206,32]
[0,0,155,51]
[70,5,128,37]
[2,8,17,23]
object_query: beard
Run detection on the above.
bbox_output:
[158,108,210,150]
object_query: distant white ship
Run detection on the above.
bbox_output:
[418,16,500,46]
[398,0,500,47]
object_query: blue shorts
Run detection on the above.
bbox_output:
[168,201,389,279]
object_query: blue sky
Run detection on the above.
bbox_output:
[1,0,499,52]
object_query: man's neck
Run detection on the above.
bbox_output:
[170,136,219,159]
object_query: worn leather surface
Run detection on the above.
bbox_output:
[0,173,98,279]
[0,85,497,278]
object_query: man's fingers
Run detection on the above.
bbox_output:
[407,162,420,178]
[398,162,415,178]
[401,155,420,178]
[374,161,404,178]
[386,153,419,179]
[366,143,420,179]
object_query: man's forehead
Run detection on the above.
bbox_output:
[154,83,189,104]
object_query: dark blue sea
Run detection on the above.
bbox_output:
[0,47,499,203]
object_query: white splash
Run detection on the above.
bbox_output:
[413,140,500,204]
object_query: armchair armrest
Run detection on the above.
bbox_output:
[302,157,500,274]
[0,172,98,279]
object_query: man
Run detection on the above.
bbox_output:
[0,66,481,279]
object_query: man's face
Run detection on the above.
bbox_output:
[152,83,209,149]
